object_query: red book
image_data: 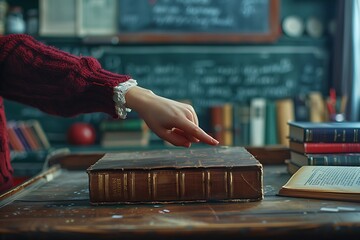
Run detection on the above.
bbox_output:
[290,141,360,154]
[211,105,224,145]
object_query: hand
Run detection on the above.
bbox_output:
[125,86,219,147]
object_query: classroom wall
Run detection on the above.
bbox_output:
[3,0,338,146]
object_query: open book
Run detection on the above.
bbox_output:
[278,166,360,202]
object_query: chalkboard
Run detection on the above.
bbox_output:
[115,0,279,43]
[95,45,329,111]
[5,44,329,142]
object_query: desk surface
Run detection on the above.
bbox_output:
[0,153,359,240]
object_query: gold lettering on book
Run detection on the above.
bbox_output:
[224,171,228,197]
[152,172,158,200]
[98,174,104,201]
[147,172,152,198]
[104,174,110,201]
[130,172,135,200]
[207,171,211,197]
[180,172,185,198]
[229,171,234,198]
[202,171,206,198]
[123,173,128,200]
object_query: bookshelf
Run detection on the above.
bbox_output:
[3,0,338,150]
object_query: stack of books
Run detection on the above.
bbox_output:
[7,119,51,152]
[99,118,150,147]
[287,121,360,174]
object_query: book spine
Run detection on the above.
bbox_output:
[211,105,224,145]
[28,120,51,149]
[12,124,32,151]
[18,122,40,151]
[89,168,262,203]
[265,100,278,145]
[303,143,360,153]
[304,128,360,143]
[276,98,294,146]
[233,103,250,146]
[222,103,233,146]
[307,155,360,166]
[250,98,266,146]
[7,124,25,152]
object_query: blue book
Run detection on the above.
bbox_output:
[288,121,360,143]
[290,151,360,166]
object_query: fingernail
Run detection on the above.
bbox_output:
[212,139,219,145]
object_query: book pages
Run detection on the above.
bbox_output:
[282,166,360,193]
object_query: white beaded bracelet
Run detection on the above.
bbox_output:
[113,79,138,119]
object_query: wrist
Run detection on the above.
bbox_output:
[124,86,156,113]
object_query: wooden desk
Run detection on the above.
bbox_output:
[0,152,359,240]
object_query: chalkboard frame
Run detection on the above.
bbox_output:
[105,0,280,43]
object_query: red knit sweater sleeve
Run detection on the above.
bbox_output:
[0,34,132,118]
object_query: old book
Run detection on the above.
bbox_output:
[278,166,360,202]
[87,146,263,204]
[288,121,360,143]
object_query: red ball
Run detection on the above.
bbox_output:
[67,122,96,145]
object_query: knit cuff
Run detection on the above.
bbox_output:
[113,79,138,119]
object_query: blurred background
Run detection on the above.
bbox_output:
[1,0,359,180]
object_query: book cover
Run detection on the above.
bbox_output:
[278,166,360,202]
[290,151,360,166]
[87,146,263,204]
[288,121,360,143]
[290,140,360,154]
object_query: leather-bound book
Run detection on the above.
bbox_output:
[87,146,263,204]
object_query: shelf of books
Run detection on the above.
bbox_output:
[7,119,52,182]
